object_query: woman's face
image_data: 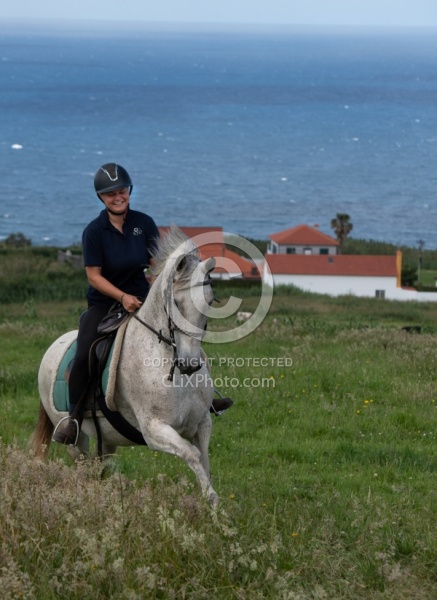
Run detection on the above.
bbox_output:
[100,187,130,214]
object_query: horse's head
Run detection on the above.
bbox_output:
[170,253,215,374]
[152,226,216,375]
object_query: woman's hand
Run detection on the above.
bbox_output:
[121,293,142,313]
[86,266,143,313]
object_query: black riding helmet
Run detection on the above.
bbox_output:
[94,163,133,196]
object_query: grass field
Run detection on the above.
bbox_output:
[0,291,436,599]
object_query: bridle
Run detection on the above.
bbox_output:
[134,275,216,381]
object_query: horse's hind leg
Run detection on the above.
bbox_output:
[93,442,118,478]
[146,421,218,509]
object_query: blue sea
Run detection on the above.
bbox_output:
[1,19,437,248]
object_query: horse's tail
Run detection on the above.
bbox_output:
[29,401,54,459]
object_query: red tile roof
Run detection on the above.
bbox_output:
[265,254,398,277]
[159,226,223,241]
[215,248,261,279]
[269,224,339,247]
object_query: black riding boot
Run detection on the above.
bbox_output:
[52,415,80,445]
[210,396,234,415]
[53,304,108,446]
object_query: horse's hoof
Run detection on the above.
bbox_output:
[207,491,219,510]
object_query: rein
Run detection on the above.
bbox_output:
[134,312,178,380]
[133,313,176,348]
[133,276,214,381]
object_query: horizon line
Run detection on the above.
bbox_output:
[2,17,437,32]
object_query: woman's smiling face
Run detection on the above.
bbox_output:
[99,187,130,214]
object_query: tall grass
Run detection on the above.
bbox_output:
[0,295,436,598]
[0,248,87,303]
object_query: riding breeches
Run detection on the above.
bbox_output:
[68,304,110,415]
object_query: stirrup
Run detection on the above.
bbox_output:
[52,416,80,446]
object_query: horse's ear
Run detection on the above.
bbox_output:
[203,257,216,274]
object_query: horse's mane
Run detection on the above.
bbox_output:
[151,225,199,281]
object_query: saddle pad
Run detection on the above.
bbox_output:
[52,338,114,412]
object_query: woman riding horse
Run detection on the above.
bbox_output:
[53,162,232,445]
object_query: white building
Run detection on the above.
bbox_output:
[268,224,339,256]
[263,251,437,302]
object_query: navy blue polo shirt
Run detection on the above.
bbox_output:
[83,208,159,306]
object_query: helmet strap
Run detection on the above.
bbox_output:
[106,205,129,220]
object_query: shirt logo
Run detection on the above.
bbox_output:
[133,227,142,236]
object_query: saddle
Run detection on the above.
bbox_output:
[55,308,147,446]
[64,302,129,385]
[56,334,117,410]
[96,301,130,335]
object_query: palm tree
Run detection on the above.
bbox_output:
[330,213,353,254]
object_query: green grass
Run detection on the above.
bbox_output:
[418,269,437,287]
[1,295,437,598]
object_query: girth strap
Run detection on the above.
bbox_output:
[94,390,147,446]
[93,331,147,447]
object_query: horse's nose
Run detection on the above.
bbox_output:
[176,357,202,375]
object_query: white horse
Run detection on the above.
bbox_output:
[30,227,219,507]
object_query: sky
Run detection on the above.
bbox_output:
[1,0,437,28]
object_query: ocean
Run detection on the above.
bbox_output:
[1,20,437,248]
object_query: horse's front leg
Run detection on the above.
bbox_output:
[145,420,219,509]
[191,413,213,483]
[66,430,90,461]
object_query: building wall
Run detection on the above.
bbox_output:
[384,289,437,302]
[268,241,337,256]
[270,274,397,297]
[262,270,437,302]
